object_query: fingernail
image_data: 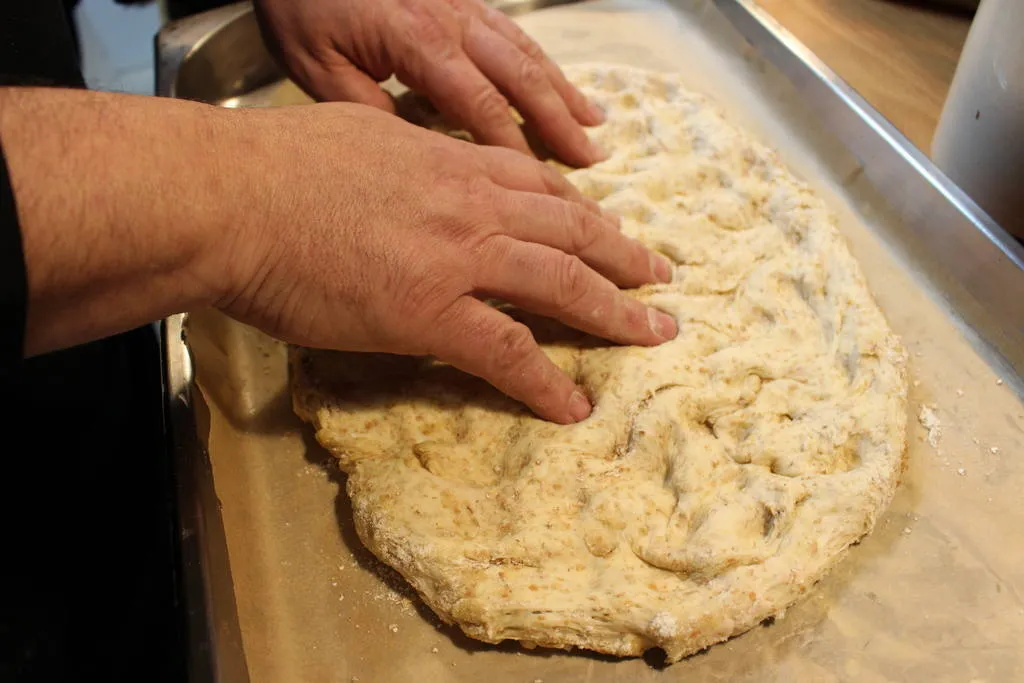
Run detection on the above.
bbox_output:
[648,308,678,341]
[588,99,606,123]
[590,140,609,163]
[568,389,592,422]
[650,252,674,283]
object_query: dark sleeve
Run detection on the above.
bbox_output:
[0,139,27,367]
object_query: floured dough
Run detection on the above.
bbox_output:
[291,64,908,662]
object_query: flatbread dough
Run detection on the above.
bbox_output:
[291,64,908,662]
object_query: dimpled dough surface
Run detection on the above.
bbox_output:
[290,64,908,662]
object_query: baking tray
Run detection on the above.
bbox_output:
[156,1,1024,681]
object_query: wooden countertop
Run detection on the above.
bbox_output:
[755,0,973,155]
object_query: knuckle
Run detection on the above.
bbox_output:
[406,11,454,53]
[431,166,472,202]
[472,87,511,124]
[442,179,498,244]
[395,261,467,329]
[517,56,547,90]
[565,204,600,253]
[541,164,571,193]
[491,322,538,375]
[404,277,454,321]
[461,173,495,209]
[536,162,561,188]
[542,166,584,204]
[474,231,508,262]
[553,255,591,310]
[521,36,546,62]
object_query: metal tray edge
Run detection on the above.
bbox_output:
[161,311,251,683]
[714,0,1024,383]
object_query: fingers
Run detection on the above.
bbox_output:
[476,239,678,348]
[406,49,534,156]
[494,190,672,288]
[302,58,397,112]
[475,146,605,217]
[476,5,605,127]
[463,17,604,167]
[430,296,590,424]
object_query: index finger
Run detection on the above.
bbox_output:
[463,17,602,168]
[429,296,591,424]
[494,190,671,288]
[403,51,532,156]
[476,239,677,349]
[476,145,607,218]
[478,5,604,127]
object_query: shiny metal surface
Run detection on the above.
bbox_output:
[156,2,277,103]
[161,311,251,683]
[157,1,1024,679]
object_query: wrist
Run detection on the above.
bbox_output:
[186,104,281,316]
[1,87,241,354]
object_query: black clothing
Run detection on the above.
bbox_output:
[0,4,184,682]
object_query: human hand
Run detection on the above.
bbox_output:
[216,103,676,423]
[254,0,607,167]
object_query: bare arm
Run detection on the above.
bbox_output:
[0,87,675,423]
[0,87,229,355]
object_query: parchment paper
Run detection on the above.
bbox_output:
[188,2,1024,681]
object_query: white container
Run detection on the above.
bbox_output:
[931,0,1024,240]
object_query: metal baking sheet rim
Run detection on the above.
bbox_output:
[155,2,1024,681]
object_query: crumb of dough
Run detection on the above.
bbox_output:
[918,405,942,448]
[649,612,679,639]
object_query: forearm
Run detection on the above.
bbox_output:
[0,87,242,356]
